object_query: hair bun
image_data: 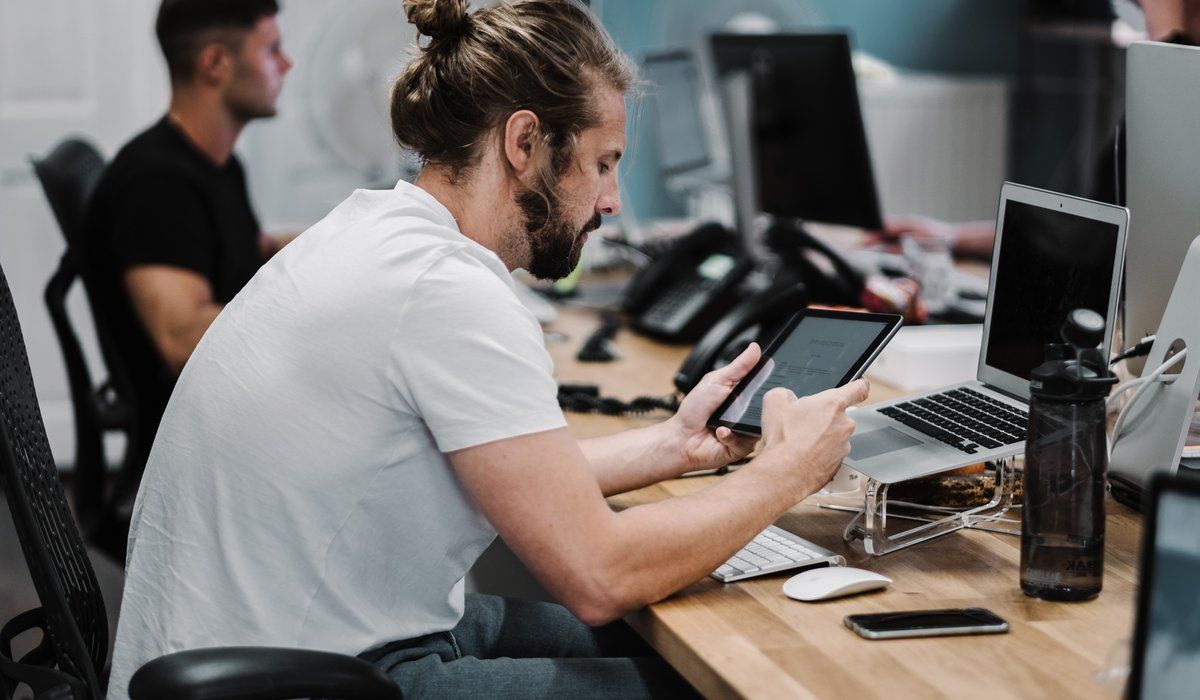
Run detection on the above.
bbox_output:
[404,0,470,40]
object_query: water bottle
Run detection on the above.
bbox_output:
[1020,309,1117,601]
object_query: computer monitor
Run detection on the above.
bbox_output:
[1128,475,1200,700]
[709,32,883,231]
[1124,41,1200,372]
[642,49,714,177]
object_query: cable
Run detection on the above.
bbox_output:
[1107,376,1152,409]
[1109,334,1156,366]
[576,313,621,362]
[1110,349,1186,447]
[556,383,680,416]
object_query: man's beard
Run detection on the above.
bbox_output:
[515,184,601,281]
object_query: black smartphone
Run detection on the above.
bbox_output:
[707,308,903,437]
[844,608,1009,640]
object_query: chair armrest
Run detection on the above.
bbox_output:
[128,646,401,700]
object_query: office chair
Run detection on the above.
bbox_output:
[31,138,142,560]
[0,258,402,699]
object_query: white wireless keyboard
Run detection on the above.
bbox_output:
[711,525,846,583]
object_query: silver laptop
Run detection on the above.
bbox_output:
[844,182,1128,484]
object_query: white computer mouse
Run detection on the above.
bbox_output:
[782,566,892,602]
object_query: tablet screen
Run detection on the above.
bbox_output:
[710,311,901,434]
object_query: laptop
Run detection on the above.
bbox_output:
[1127,474,1200,700]
[843,182,1128,484]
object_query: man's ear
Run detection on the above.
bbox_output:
[502,110,541,177]
[194,43,232,86]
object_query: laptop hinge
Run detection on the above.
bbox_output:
[987,384,1029,404]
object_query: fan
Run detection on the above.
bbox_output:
[302,0,421,185]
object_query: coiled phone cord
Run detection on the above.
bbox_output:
[556,383,680,416]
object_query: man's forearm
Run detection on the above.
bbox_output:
[586,452,814,622]
[579,421,690,496]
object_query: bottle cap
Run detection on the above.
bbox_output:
[1029,309,1117,402]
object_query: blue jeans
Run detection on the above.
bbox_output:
[361,594,698,699]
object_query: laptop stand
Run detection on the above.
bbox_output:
[815,458,1020,555]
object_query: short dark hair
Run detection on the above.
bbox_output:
[155,0,279,85]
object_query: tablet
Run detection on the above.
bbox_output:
[707,309,903,436]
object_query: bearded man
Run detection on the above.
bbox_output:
[106,1,866,698]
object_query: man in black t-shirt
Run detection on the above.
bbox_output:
[83,0,293,512]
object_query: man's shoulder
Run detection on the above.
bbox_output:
[102,121,206,192]
[334,188,504,278]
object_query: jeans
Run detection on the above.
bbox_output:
[361,594,698,699]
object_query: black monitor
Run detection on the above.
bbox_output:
[709,33,883,231]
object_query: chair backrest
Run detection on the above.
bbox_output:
[31,138,115,534]
[31,138,145,563]
[30,138,105,251]
[0,259,106,698]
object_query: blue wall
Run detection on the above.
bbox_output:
[599,0,1023,219]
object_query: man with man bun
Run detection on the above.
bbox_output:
[106,1,867,697]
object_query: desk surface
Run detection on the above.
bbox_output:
[546,300,1139,700]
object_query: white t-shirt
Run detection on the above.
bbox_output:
[105,181,566,699]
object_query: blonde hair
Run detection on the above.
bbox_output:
[392,0,633,187]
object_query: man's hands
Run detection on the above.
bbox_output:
[666,343,870,486]
[666,343,762,473]
[757,379,870,501]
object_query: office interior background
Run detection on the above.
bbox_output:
[0,0,1136,467]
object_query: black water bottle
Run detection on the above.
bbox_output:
[1020,309,1117,601]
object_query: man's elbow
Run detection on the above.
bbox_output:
[156,338,195,375]
[564,596,627,628]
[557,574,640,627]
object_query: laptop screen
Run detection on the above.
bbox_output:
[1130,480,1200,699]
[983,199,1121,384]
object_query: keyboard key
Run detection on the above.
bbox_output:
[711,526,845,583]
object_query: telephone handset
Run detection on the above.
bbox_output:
[674,283,808,393]
[765,220,865,307]
[673,223,865,393]
[621,222,755,343]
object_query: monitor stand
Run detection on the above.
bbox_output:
[1110,235,1200,490]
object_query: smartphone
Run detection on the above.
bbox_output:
[707,309,903,437]
[844,608,1009,640]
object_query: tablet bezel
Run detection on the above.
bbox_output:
[706,308,902,437]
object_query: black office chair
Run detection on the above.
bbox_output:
[0,258,402,699]
[31,138,142,559]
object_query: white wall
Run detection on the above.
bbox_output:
[1,0,167,465]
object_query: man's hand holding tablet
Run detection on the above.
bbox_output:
[708,309,902,437]
[662,309,898,497]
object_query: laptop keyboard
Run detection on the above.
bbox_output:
[878,387,1028,455]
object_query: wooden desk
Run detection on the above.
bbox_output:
[547,303,1140,700]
